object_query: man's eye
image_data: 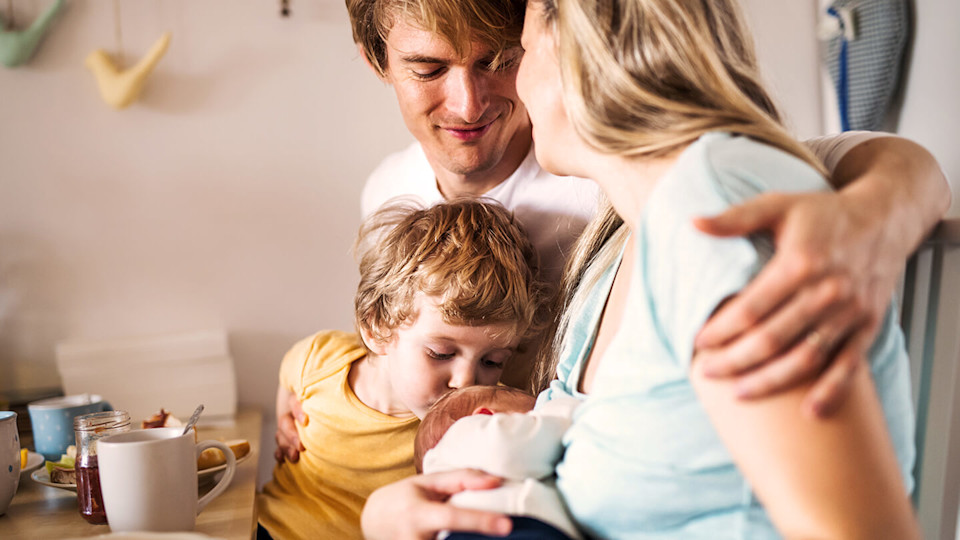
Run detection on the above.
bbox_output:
[412,68,443,80]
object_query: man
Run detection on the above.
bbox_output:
[275,0,949,463]
[355,0,597,284]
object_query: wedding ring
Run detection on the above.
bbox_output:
[805,330,829,355]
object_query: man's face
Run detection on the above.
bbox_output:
[381,18,530,184]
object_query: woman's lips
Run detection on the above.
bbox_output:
[443,121,494,142]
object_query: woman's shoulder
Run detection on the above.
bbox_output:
[695,132,829,194]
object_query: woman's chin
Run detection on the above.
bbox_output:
[534,148,571,177]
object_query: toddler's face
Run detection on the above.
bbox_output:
[382,295,520,419]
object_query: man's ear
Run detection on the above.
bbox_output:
[359,325,389,356]
[358,43,389,81]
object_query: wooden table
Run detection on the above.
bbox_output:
[0,408,262,540]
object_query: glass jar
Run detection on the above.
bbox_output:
[74,410,130,525]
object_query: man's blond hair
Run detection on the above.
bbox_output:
[345,0,525,77]
[355,199,548,352]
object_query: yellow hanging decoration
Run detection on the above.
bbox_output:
[85,31,171,110]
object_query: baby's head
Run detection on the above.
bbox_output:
[353,199,549,419]
[414,385,536,472]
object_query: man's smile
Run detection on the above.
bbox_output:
[440,118,497,142]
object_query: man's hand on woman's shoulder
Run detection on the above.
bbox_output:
[692,190,905,417]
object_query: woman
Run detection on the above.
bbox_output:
[363,0,919,538]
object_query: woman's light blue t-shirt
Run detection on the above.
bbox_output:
[537,132,915,539]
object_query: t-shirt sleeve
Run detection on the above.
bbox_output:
[803,131,887,175]
[641,136,830,368]
[278,334,319,396]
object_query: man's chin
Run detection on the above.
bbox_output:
[438,155,504,177]
[428,141,505,176]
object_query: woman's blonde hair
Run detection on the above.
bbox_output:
[355,198,549,351]
[532,0,828,393]
[345,0,524,78]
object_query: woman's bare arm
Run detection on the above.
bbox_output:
[691,348,919,539]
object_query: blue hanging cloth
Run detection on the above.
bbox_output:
[821,0,909,131]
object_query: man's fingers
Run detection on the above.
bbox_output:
[696,252,810,350]
[288,394,308,425]
[803,329,873,418]
[278,414,305,450]
[693,193,787,237]
[700,273,848,376]
[732,337,828,399]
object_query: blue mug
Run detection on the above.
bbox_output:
[28,395,112,461]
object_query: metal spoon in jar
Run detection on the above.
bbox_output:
[183,404,204,435]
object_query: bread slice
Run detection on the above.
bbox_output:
[197,439,250,470]
[50,465,76,484]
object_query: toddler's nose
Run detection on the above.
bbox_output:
[448,367,477,390]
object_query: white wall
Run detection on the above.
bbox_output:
[0,0,412,485]
[740,0,823,139]
[896,0,960,217]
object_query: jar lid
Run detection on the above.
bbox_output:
[74,410,131,431]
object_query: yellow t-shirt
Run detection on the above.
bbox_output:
[257,330,420,540]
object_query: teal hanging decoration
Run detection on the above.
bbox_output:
[0,0,64,68]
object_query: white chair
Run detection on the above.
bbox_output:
[55,330,237,426]
[900,218,960,540]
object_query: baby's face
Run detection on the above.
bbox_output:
[460,386,536,416]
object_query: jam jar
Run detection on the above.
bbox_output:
[74,410,130,524]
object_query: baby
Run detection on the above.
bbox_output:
[415,385,582,540]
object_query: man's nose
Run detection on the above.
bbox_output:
[445,69,487,124]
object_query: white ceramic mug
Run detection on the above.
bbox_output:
[98,427,237,532]
[0,411,20,516]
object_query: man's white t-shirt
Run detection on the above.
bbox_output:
[361,132,883,281]
[361,142,601,283]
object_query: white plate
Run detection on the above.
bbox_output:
[20,451,44,476]
[31,451,250,491]
[31,468,77,492]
